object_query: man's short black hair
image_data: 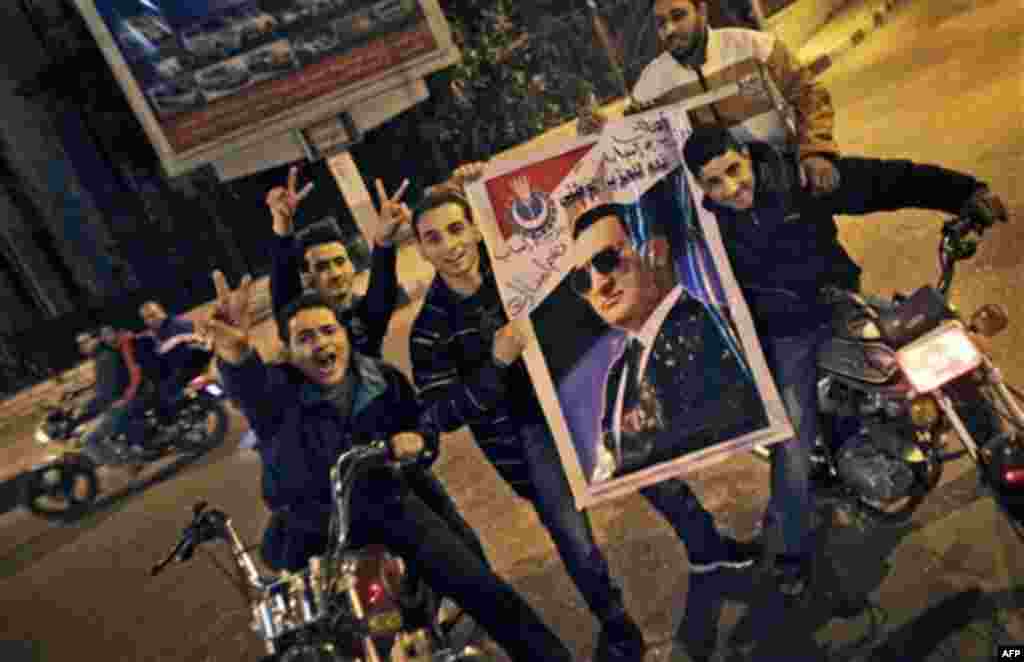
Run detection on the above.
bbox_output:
[297,219,346,258]
[572,203,631,241]
[411,190,474,239]
[683,126,745,177]
[277,292,347,344]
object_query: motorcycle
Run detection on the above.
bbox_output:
[22,373,229,520]
[151,442,490,662]
[754,213,1024,538]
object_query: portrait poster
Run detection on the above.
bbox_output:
[465,104,794,508]
[72,0,458,176]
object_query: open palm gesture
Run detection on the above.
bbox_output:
[202,270,254,365]
[265,165,314,236]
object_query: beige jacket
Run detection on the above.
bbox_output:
[631,28,838,159]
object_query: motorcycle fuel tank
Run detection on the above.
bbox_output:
[817,337,900,385]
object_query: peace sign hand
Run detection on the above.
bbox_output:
[201,270,254,365]
[265,165,314,236]
[373,178,411,247]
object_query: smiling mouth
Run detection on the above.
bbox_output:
[313,351,337,376]
[601,291,623,310]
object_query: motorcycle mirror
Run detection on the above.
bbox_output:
[970,303,1009,337]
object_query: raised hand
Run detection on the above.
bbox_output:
[492,317,532,366]
[389,431,426,460]
[510,175,532,202]
[265,165,314,236]
[373,177,411,247]
[202,270,254,365]
[451,161,487,186]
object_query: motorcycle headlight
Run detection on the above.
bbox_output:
[909,396,940,428]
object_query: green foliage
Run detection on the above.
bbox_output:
[423,0,627,166]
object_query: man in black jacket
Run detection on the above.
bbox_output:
[264,166,408,354]
[682,126,1009,600]
[203,272,574,662]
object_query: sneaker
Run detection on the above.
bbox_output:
[774,554,810,604]
[689,537,762,574]
[595,614,646,662]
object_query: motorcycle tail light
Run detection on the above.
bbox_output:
[363,580,385,607]
[1005,468,1024,486]
[909,396,940,428]
[896,321,983,394]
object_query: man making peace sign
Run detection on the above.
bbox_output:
[265,166,411,356]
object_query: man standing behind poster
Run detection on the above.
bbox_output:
[569,203,767,480]
[580,0,839,195]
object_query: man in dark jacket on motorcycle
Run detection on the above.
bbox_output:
[137,300,213,428]
[204,272,575,662]
[73,326,150,464]
[682,125,1008,600]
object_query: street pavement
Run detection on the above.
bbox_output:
[0,1,1022,660]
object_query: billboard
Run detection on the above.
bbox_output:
[72,0,458,176]
[466,104,794,508]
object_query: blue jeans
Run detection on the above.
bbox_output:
[762,324,832,559]
[521,423,727,622]
[82,398,148,464]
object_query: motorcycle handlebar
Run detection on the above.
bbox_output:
[150,501,228,577]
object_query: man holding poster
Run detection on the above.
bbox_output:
[409,177,764,662]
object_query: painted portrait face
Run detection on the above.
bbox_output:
[573,214,661,332]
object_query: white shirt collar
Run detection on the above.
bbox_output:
[629,284,685,350]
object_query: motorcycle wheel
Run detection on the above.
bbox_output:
[21,460,99,521]
[175,393,228,454]
[855,448,944,524]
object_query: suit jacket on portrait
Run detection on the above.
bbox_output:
[597,286,768,480]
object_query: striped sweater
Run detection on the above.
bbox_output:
[410,247,544,496]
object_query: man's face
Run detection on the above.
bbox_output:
[140,302,167,331]
[695,147,757,211]
[304,241,355,308]
[76,333,99,357]
[288,306,351,386]
[573,216,660,332]
[654,0,707,58]
[416,202,482,281]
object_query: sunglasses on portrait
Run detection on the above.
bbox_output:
[569,244,627,295]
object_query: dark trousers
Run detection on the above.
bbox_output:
[156,351,212,423]
[521,423,726,623]
[355,490,573,662]
[403,468,491,568]
[82,396,149,464]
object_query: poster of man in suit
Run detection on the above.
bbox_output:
[466,104,793,508]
